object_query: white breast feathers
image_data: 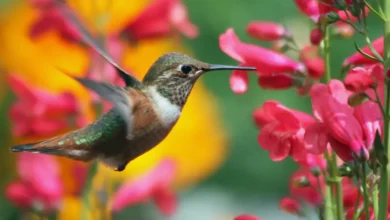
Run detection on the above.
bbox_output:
[148,86,181,128]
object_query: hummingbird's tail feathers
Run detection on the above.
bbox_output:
[10,133,97,162]
[11,142,39,153]
[54,0,141,88]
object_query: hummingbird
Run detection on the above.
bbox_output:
[10,0,256,171]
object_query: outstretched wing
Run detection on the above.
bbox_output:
[54,0,141,88]
[73,77,134,139]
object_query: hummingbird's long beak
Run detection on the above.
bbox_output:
[207,64,256,72]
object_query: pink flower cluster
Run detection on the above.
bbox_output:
[219,0,388,219]
[8,75,86,138]
[5,153,63,212]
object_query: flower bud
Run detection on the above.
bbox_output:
[348,92,368,107]
[246,21,289,41]
[344,67,374,92]
[334,0,347,10]
[311,166,321,177]
[326,11,340,23]
[310,28,323,45]
[279,197,302,216]
[334,24,355,39]
[292,176,310,188]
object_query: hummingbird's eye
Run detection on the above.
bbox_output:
[180,65,192,74]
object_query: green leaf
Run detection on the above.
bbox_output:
[354,42,382,63]
[373,130,388,167]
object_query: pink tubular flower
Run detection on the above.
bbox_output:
[289,169,323,206]
[343,36,384,67]
[352,64,384,148]
[30,7,81,43]
[279,197,302,216]
[234,214,262,220]
[111,159,177,216]
[306,80,370,161]
[6,153,63,211]
[344,67,374,92]
[246,21,289,41]
[299,45,325,80]
[121,0,198,41]
[257,74,296,90]
[294,0,321,22]
[8,75,84,137]
[219,28,305,75]
[253,100,315,161]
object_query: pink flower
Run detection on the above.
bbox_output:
[257,74,299,90]
[230,69,249,94]
[8,75,84,137]
[30,7,81,43]
[5,153,63,211]
[121,0,198,40]
[343,36,384,67]
[344,67,375,92]
[253,100,315,161]
[111,159,177,216]
[299,45,325,79]
[279,197,302,216]
[294,0,321,22]
[246,21,289,41]
[289,169,323,206]
[5,181,34,209]
[219,28,306,75]
[310,28,323,45]
[306,80,370,161]
[234,214,262,220]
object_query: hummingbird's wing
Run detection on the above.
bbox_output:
[54,0,142,88]
[73,77,134,139]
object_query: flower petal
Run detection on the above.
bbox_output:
[230,69,248,94]
[304,122,328,154]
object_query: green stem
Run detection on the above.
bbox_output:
[80,161,98,220]
[361,164,371,220]
[323,25,345,220]
[379,0,390,219]
[323,25,331,82]
[373,184,379,219]
[324,184,335,220]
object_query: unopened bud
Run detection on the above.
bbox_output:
[334,0,347,10]
[325,12,340,24]
[350,4,361,17]
[339,163,354,177]
[310,28,323,45]
[292,176,310,188]
[310,166,321,177]
[279,197,303,216]
[348,92,368,107]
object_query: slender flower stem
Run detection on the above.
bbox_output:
[81,161,98,220]
[373,184,379,219]
[361,164,370,220]
[324,184,335,220]
[379,0,390,219]
[323,25,345,220]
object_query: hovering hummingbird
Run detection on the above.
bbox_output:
[10,1,256,171]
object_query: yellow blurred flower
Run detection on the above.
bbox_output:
[0,0,228,217]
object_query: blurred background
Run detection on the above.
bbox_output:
[0,0,383,219]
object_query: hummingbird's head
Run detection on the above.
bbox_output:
[142,52,255,106]
[143,52,255,85]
